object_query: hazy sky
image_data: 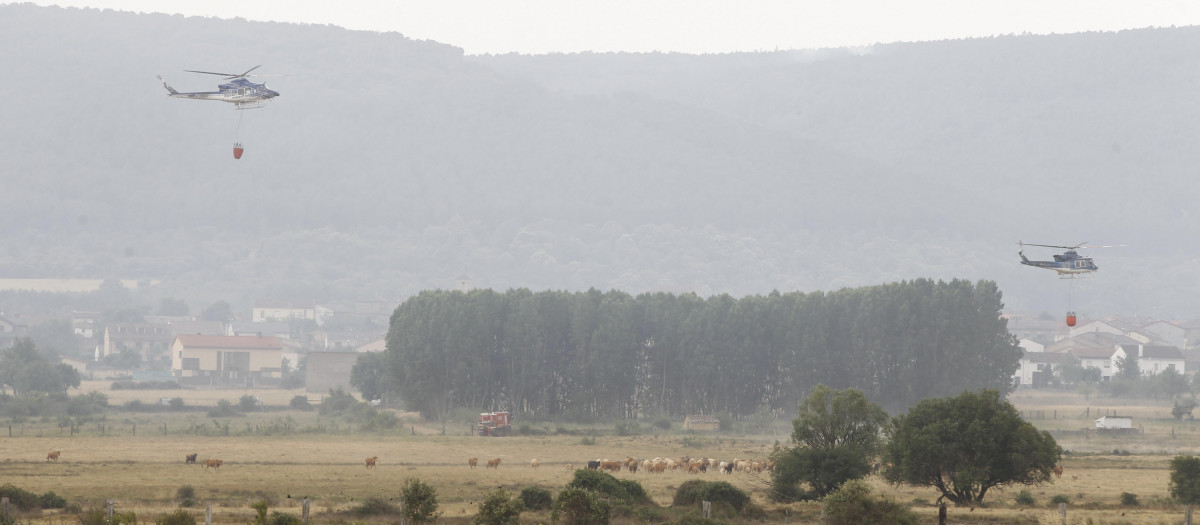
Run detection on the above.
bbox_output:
[21,0,1200,54]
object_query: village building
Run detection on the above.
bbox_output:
[171,334,283,387]
[683,415,720,431]
[1112,344,1185,376]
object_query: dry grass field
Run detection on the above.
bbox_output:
[0,385,1197,524]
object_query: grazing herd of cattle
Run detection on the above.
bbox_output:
[585,456,773,475]
[43,450,772,476]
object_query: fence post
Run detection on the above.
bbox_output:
[938,503,946,525]
[106,500,114,521]
[206,502,212,525]
[302,498,310,524]
[1185,504,1193,525]
[3,496,9,518]
[1058,502,1066,525]
[702,501,711,519]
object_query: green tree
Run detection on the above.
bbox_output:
[158,298,190,316]
[552,487,610,525]
[398,478,441,525]
[473,488,524,525]
[0,338,81,396]
[350,352,390,401]
[771,385,886,499]
[1173,399,1196,420]
[883,389,1061,506]
[202,300,233,322]
[1170,455,1200,504]
[1115,354,1140,380]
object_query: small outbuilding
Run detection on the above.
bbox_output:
[1095,415,1133,430]
[683,415,720,431]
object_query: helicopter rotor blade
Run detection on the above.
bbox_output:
[1018,242,1082,250]
[184,66,263,79]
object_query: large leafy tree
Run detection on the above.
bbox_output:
[0,338,81,396]
[883,389,1061,506]
[350,352,390,401]
[1169,455,1200,504]
[771,385,888,500]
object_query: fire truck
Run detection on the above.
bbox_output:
[476,411,512,437]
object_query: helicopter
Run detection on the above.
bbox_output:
[1017,242,1102,277]
[157,66,279,109]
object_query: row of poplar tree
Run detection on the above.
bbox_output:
[384,278,1020,420]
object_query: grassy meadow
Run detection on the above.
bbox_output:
[1,384,1198,524]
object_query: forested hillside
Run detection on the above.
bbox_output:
[386,280,1018,417]
[1,4,1197,317]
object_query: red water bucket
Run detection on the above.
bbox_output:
[1066,312,1077,327]
[233,146,244,159]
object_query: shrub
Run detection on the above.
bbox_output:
[1120,492,1139,506]
[0,483,42,511]
[552,487,610,525]
[520,486,554,511]
[672,480,749,512]
[567,469,649,504]
[176,486,195,500]
[822,480,918,525]
[155,509,196,525]
[398,478,441,525]
[670,511,724,525]
[267,512,304,525]
[239,394,261,412]
[1050,494,1070,505]
[289,395,313,411]
[353,497,397,515]
[613,420,640,436]
[39,490,67,509]
[1015,490,1035,506]
[168,397,185,409]
[473,488,524,525]
[652,418,673,431]
[580,435,596,446]
[206,399,240,417]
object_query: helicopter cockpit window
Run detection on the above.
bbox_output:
[238,88,245,96]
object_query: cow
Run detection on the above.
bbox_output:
[1053,465,1063,478]
[365,456,378,468]
[530,459,541,469]
[46,451,60,462]
[205,459,223,471]
[586,460,601,470]
[185,453,198,464]
[468,457,478,469]
[486,458,502,469]
[600,460,623,473]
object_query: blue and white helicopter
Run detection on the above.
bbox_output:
[157,66,279,109]
[1018,242,1103,277]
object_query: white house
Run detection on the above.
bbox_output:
[1142,321,1187,348]
[1015,350,1073,387]
[1111,344,1185,376]
[1070,346,1117,380]
[1070,318,1151,343]
[1019,338,1045,354]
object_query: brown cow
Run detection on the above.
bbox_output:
[185,453,198,464]
[530,459,541,469]
[468,457,478,469]
[1053,465,1063,478]
[46,451,61,462]
[205,458,223,471]
[365,456,378,468]
[600,460,623,473]
[486,458,502,469]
